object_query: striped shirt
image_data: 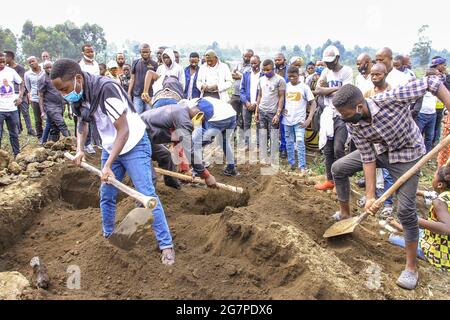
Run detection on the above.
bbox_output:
[349,76,442,164]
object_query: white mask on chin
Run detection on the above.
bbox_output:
[83,54,95,63]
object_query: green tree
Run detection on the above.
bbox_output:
[411,24,432,66]
[0,27,17,52]
[80,23,107,56]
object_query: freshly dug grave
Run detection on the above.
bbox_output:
[0,151,449,300]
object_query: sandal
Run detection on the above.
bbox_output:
[396,270,419,290]
[161,248,176,266]
[379,206,394,219]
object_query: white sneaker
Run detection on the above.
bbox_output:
[84,144,96,154]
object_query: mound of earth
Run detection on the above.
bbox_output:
[0,148,449,300]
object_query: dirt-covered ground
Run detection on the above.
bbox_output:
[0,143,449,300]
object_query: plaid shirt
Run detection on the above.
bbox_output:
[349,76,442,164]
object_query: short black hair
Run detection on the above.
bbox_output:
[0,52,5,59]
[99,63,106,68]
[82,44,93,52]
[307,61,315,67]
[287,66,299,74]
[190,52,200,59]
[4,50,15,60]
[50,59,83,81]
[262,59,274,67]
[123,63,131,68]
[332,84,364,110]
[394,55,404,62]
[432,56,442,60]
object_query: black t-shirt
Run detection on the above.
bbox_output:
[131,58,158,97]
[38,73,65,110]
[12,64,26,96]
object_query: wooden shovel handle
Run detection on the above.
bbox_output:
[154,167,244,194]
[371,133,450,212]
[64,153,157,209]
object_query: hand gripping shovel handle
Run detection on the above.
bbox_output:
[64,152,157,209]
[358,133,450,224]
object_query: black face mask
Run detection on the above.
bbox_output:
[342,112,363,124]
[358,63,369,75]
[326,61,338,70]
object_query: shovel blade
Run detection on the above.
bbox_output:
[323,216,360,238]
[108,208,154,250]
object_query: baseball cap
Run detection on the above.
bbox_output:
[322,45,340,63]
[107,60,119,69]
[204,49,217,58]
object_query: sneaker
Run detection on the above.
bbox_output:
[223,166,238,177]
[379,206,394,219]
[161,248,175,266]
[396,270,419,290]
[84,144,96,154]
[299,169,308,177]
[315,180,335,191]
[356,177,366,188]
[357,196,367,208]
[280,150,287,159]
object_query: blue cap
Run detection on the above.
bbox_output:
[196,99,214,122]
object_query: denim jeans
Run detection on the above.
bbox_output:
[242,106,259,147]
[284,124,306,169]
[153,98,178,109]
[31,101,44,138]
[415,112,436,153]
[192,116,237,167]
[133,96,151,114]
[18,100,33,133]
[257,109,279,154]
[100,135,173,250]
[324,117,348,181]
[433,108,444,146]
[0,111,20,156]
[376,168,394,206]
[279,114,287,152]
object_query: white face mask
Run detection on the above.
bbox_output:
[83,54,95,63]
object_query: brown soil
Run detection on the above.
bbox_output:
[0,153,449,300]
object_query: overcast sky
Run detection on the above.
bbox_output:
[3,0,449,54]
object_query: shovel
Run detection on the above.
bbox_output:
[323,133,450,238]
[154,167,244,193]
[64,153,157,250]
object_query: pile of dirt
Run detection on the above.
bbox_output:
[0,155,449,300]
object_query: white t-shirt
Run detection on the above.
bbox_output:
[386,68,409,88]
[319,66,354,107]
[92,85,146,154]
[420,92,437,115]
[203,96,236,122]
[282,82,315,126]
[355,74,373,94]
[250,71,260,104]
[0,67,22,112]
[79,59,100,76]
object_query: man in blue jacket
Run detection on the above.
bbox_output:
[184,52,201,100]
[240,55,262,150]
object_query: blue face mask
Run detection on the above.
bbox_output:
[64,78,83,103]
[265,71,275,78]
[315,66,325,75]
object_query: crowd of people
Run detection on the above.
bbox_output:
[0,41,449,290]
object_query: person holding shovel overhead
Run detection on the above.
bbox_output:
[330,76,450,290]
[50,59,175,266]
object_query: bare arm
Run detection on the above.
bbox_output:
[418,199,450,235]
[301,99,317,128]
[127,74,135,98]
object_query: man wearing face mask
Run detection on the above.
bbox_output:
[79,44,100,76]
[51,58,176,266]
[314,46,353,191]
[355,53,374,94]
[38,61,70,143]
[330,78,450,290]
[140,100,218,187]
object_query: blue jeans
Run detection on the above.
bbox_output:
[192,116,237,167]
[100,135,173,250]
[279,114,286,152]
[376,168,394,206]
[0,111,20,156]
[416,112,436,153]
[41,119,52,143]
[284,124,306,169]
[153,98,178,109]
[133,96,151,114]
[389,229,426,260]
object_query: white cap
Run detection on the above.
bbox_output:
[107,60,119,69]
[322,45,340,63]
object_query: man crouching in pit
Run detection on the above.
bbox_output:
[329,77,450,290]
[50,59,175,265]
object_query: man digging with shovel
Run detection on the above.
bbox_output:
[329,76,450,290]
[51,59,175,266]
